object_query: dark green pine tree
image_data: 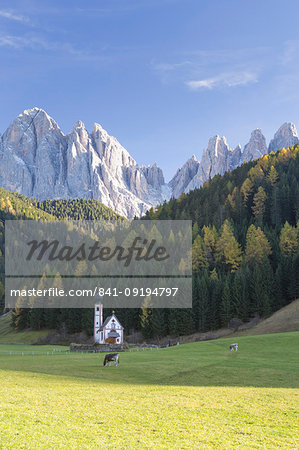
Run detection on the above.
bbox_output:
[65,309,83,334]
[167,309,179,336]
[260,258,275,315]
[231,270,247,318]
[191,274,200,331]
[278,256,293,305]
[275,263,287,309]
[208,275,222,330]
[12,308,30,330]
[151,309,167,338]
[29,308,46,330]
[288,253,299,301]
[220,278,232,327]
[197,270,210,331]
[250,264,270,316]
[81,309,94,336]
[172,309,195,336]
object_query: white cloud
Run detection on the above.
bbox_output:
[0,34,86,57]
[0,10,28,23]
[153,46,267,90]
[0,35,46,50]
[0,33,125,65]
[0,35,23,48]
[186,71,258,90]
[153,61,192,72]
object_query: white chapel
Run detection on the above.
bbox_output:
[94,303,124,344]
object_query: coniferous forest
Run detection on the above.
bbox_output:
[1,145,299,339]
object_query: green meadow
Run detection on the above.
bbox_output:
[0,332,298,449]
[0,314,49,344]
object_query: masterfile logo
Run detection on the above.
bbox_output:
[25,236,170,266]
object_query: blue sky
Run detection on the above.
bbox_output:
[1,0,299,180]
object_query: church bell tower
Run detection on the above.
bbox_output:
[94,303,103,343]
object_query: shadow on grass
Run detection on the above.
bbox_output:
[0,332,298,389]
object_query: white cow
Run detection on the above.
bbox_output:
[229,343,238,352]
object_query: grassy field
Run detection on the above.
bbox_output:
[0,332,298,448]
[0,314,49,343]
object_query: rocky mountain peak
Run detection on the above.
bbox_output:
[2,108,63,164]
[268,122,299,153]
[242,128,267,163]
[233,144,242,152]
[18,107,60,133]
[251,128,263,137]
[141,163,165,189]
[21,107,49,119]
[201,135,230,179]
[73,120,86,130]
[169,154,200,198]
[181,155,199,166]
[92,122,136,171]
[92,122,109,143]
[69,120,92,157]
[206,135,220,154]
[229,144,242,170]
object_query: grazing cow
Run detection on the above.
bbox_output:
[103,353,120,367]
[229,343,238,352]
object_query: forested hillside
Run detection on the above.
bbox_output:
[141,145,299,336]
[0,188,56,314]
[36,198,123,220]
[6,145,299,339]
[0,188,55,222]
[0,191,122,332]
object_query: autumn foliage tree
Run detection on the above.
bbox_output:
[215,221,242,272]
[252,186,267,222]
[245,224,272,264]
[279,222,298,255]
[192,235,208,271]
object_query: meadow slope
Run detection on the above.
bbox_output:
[0,332,298,448]
[236,299,299,336]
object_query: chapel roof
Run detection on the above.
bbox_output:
[98,314,124,331]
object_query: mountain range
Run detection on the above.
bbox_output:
[0,108,298,218]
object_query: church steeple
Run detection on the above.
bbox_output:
[94,303,103,343]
